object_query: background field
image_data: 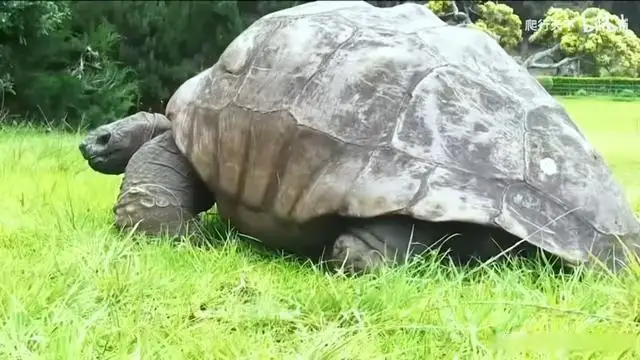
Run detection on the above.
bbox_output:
[1,98,639,359]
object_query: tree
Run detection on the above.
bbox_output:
[425,0,522,52]
[69,1,246,113]
[0,1,139,129]
[0,1,71,95]
[473,1,523,51]
[71,1,307,112]
[1,1,309,128]
[524,7,640,77]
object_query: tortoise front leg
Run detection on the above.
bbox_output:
[114,131,216,239]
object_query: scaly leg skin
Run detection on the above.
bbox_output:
[113,131,216,240]
[327,215,443,274]
[327,215,516,274]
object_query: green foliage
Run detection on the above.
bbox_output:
[8,1,640,130]
[536,76,554,92]
[619,89,635,98]
[529,7,640,77]
[70,1,307,112]
[0,1,309,129]
[0,1,70,39]
[0,1,71,95]
[574,89,588,96]
[425,1,521,51]
[69,1,239,112]
[552,76,640,90]
[425,0,457,15]
[1,1,139,129]
[472,1,522,51]
[536,76,640,99]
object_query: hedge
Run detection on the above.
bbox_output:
[535,76,640,97]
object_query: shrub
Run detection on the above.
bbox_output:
[574,89,588,96]
[536,76,554,92]
[1,2,138,129]
[536,76,640,96]
[618,89,636,98]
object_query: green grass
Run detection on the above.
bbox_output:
[1,98,640,359]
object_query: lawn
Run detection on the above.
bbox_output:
[1,98,639,359]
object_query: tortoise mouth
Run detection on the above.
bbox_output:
[84,149,116,162]
[87,155,110,172]
[87,154,107,164]
[85,149,126,175]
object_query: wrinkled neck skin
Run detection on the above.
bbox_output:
[79,112,172,175]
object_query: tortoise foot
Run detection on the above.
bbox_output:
[327,215,441,274]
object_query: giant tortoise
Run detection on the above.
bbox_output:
[78,1,640,273]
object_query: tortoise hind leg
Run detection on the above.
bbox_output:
[326,215,441,274]
[326,215,505,274]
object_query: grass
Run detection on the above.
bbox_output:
[1,98,640,359]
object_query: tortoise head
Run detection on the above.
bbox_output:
[78,111,172,175]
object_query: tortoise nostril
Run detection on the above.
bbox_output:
[97,132,111,145]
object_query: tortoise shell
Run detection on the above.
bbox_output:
[169,1,640,266]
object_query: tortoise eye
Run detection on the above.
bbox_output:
[96,132,111,145]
